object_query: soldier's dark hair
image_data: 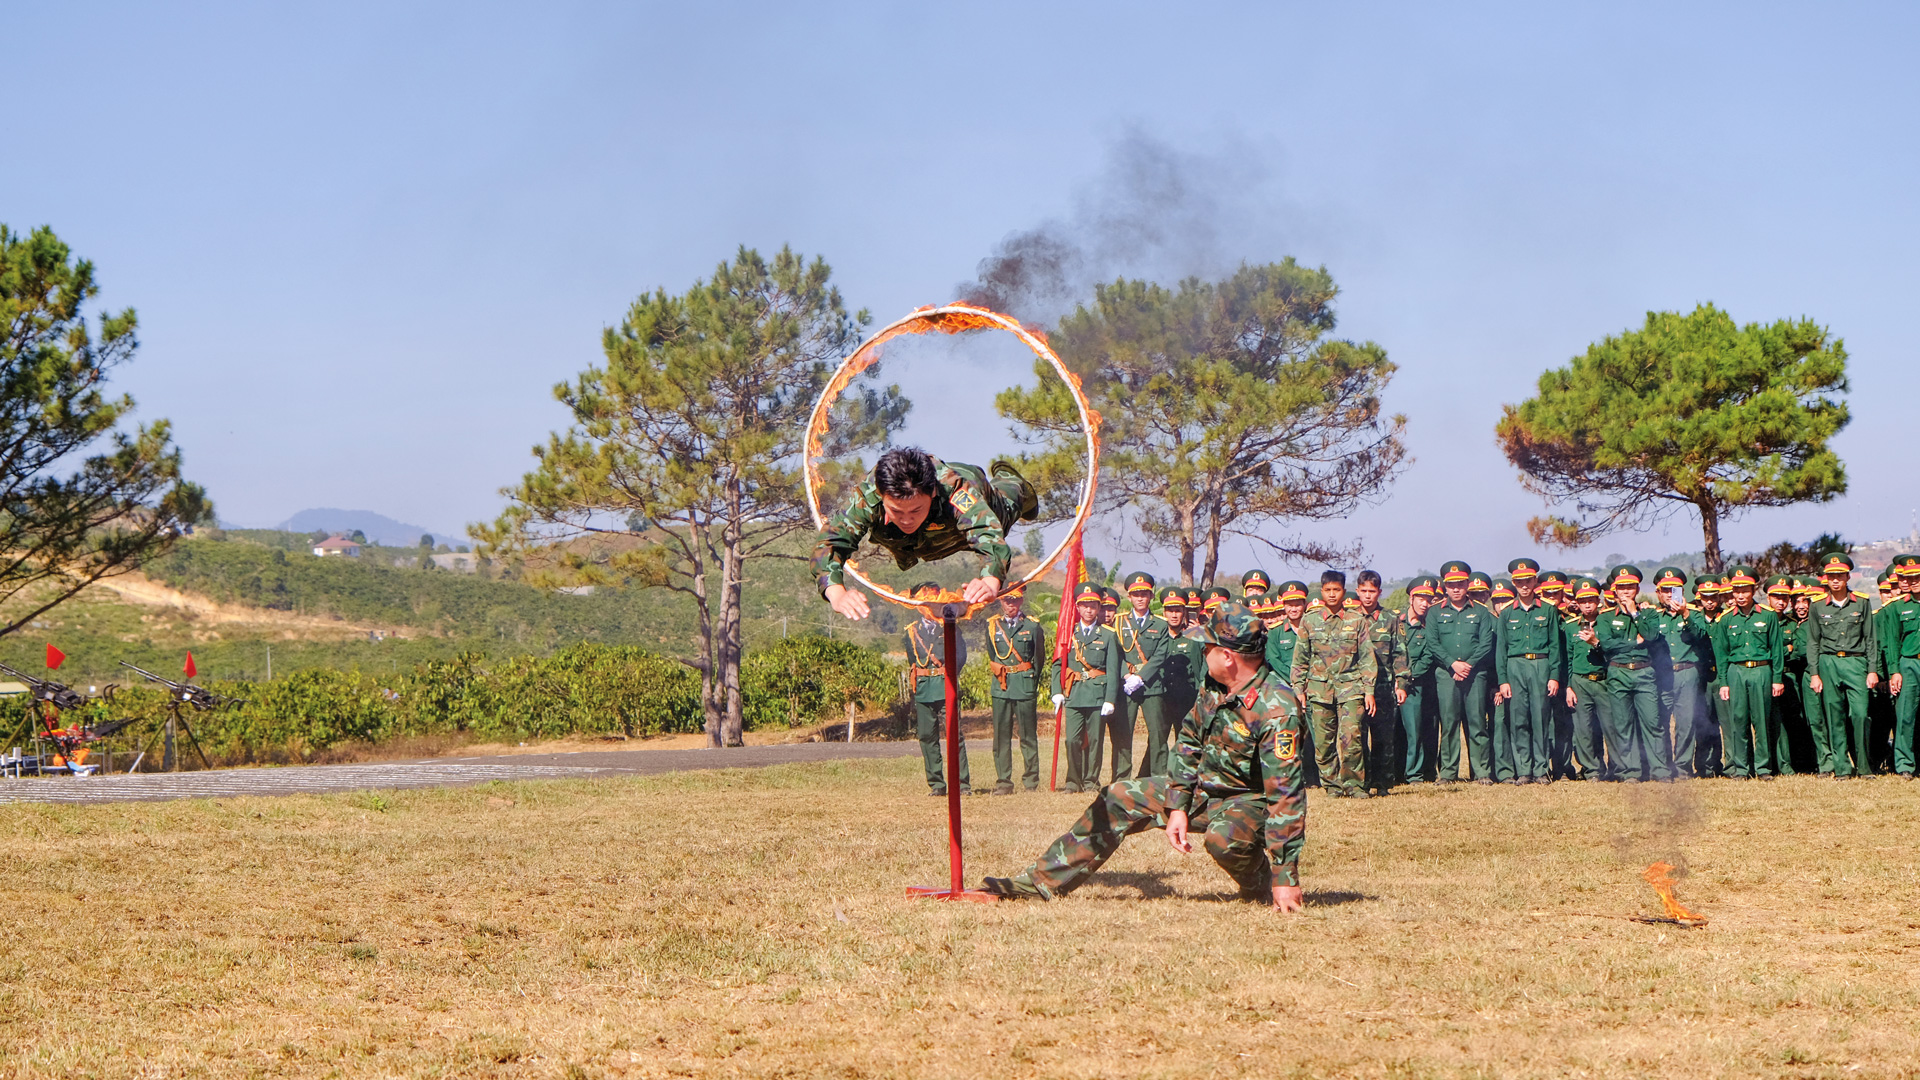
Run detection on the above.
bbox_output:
[911,580,942,597]
[874,447,939,499]
[1320,570,1347,587]
[1356,570,1383,588]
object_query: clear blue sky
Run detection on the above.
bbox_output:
[7,2,1916,579]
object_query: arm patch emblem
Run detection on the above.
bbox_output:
[1276,729,1298,761]
[952,488,979,513]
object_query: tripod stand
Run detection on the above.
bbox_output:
[133,691,212,772]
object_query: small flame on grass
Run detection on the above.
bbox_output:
[1642,862,1707,926]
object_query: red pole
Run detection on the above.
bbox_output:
[941,605,963,897]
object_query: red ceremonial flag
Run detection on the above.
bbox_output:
[45,644,64,670]
[184,652,197,678]
[1052,532,1084,665]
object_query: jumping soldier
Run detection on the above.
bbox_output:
[904,581,971,796]
[985,588,1050,794]
[980,602,1308,912]
[1050,582,1123,793]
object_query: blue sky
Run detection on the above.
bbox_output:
[6,2,1916,579]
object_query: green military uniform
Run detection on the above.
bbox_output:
[1872,573,1900,773]
[1240,569,1272,599]
[1494,558,1562,783]
[1052,582,1124,792]
[812,457,1034,595]
[1697,575,1731,777]
[1714,566,1786,778]
[1594,566,1675,782]
[1807,553,1880,778]
[1646,567,1714,779]
[1399,577,1441,783]
[1538,570,1577,777]
[1429,561,1495,781]
[1767,576,1809,774]
[904,595,971,794]
[1562,578,1616,780]
[1357,594,1409,792]
[1116,571,1177,779]
[984,604,1050,793]
[1263,581,1307,678]
[1143,587,1208,778]
[983,603,1307,901]
[1290,589,1379,797]
[1881,558,1920,777]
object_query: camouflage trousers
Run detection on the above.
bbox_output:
[1006,778,1273,899]
[1309,697,1367,794]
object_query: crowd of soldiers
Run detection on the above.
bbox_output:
[901,551,1920,799]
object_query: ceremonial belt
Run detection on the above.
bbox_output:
[1610,661,1650,670]
[1059,664,1106,699]
[911,663,947,683]
[1671,662,1697,671]
[988,660,1033,690]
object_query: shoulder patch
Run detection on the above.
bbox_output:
[951,487,979,514]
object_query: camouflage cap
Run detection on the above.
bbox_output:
[1440,560,1472,584]
[1819,551,1856,575]
[1277,580,1310,602]
[1123,571,1157,595]
[1654,566,1687,589]
[1240,569,1272,595]
[1184,601,1268,656]
[1507,557,1540,580]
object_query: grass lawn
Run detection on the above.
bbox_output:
[2,757,1917,1078]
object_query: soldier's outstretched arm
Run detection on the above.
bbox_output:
[814,488,880,619]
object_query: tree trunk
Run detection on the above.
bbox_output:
[720,506,746,747]
[689,519,721,748]
[1175,503,1197,586]
[1695,496,1724,573]
[1199,495,1226,588]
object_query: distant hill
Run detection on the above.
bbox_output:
[268,508,461,547]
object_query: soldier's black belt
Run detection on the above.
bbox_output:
[1736,660,1767,667]
[1671,662,1697,671]
[1515,652,1550,660]
[1830,650,1862,658]
[1610,661,1650,670]
[1582,672,1603,681]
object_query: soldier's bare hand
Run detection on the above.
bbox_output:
[1868,672,1881,690]
[1364,693,1376,716]
[1893,673,1904,696]
[1809,675,1823,694]
[1165,810,1192,854]
[825,584,870,621]
[1547,680,1560,695]
[1451,661,1472,681]
[1719,685,1731,701]
[963,576,1001,605]
[1771,682,1784,698]
[1395,688,1408,706]
[1271,885,1304,913]
[1565,687,1577,708]
[1498,683,1512,702]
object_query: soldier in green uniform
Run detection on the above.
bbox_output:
[1694,574,1729,777]
[904,581,971,795]
[1714,566,1786,779]
[1290,570,1378,797]
[1467,571,1494,609]
[1100,586,1121,629]
[984,588,1050,794]
[1429,561,1495,783]
[1766,575,1808,774]
[1589,565,1676,783]
[980,602,1309,912]
[1202,586,1233,618]
[814,447,1037,620]
[1116,571,1175,780]
[1793,577,1828,773]
[1873,570,1900,772]
[1562,578,1615,780]
[1882,557,1920,778]
[1241,569,1272,600]
[1354,569,1409,794]
[1148,587,1208,777]
[1399,576,1441,784]
[1538,570,1574,777]
[1494,558,1562,784]
[1049,582,1123,793]
[1646,567,1713,779]
[1264,581,1309,677]
[1807,552,1880,778]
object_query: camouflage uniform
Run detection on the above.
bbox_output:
[811,457,1035,595]
[986,604,1307,900]
[1289,599,1379,796]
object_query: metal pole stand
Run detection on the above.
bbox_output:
[908,603,997,903]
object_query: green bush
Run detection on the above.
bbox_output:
[741,635,902,730]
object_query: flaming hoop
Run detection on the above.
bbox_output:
[804,303,1102,619]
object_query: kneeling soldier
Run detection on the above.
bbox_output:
[982,603,1308,911]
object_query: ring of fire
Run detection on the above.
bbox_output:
[804,303,1103,619]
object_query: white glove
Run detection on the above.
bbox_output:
[1123,674,1145,695]
[1100,702,1115,717]
[1050,694,1066,706]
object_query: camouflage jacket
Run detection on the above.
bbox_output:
[1356,605,1410,693]
[1167,664,1307,886]
[810,458,1013,595]
[1288,604,1379,702]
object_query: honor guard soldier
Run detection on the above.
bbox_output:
[1100,586,1121,629]
[1714,566,1786,778]
[1290,570,1378,797]
[1648,567,1714,778]
[981,602,1308,911]
[1494,558,1562,784]
[1399,576,1441,784]
[1116,571,1175,780]
[1050,582,1124,792]
[1562,578,1615,780]
[1882,556,1920,778]
[1354,569,1409,793]
[1151,587,1209,777]
[815,447,1038,620]
[1592,565,1675,783]
[905,581,971,796]
[985,587,1050,794]
[1241,569,1273,600]
[1429,561,1495,782]
[1808,552,1880,778]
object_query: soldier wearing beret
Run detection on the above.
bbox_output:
[1116,571,1175,780]
[981,602,1309,912]
[1429,561,1496,782]
[1049,582,1124,792]
[1808,552,1879,778]
[984,587,1051,794]
[905,581,971,795]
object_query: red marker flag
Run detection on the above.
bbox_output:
[1047,532,1084,791]
[184,652,197,678]
[46,644,65,670]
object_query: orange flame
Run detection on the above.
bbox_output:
[1641,862,1706,925]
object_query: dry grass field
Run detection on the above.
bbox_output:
[2,756,1918,1079]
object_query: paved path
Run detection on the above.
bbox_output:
[0,740,956,806]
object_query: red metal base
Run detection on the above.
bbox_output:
[906,885,1000,903]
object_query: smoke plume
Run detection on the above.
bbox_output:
[956,128,1291,327]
